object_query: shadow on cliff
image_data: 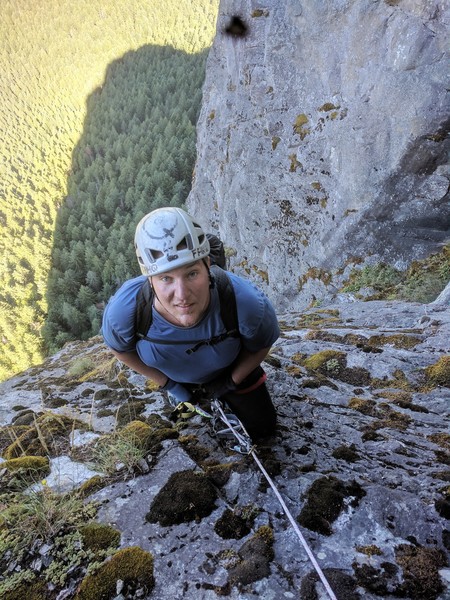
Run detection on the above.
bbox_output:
[43,44,209,351]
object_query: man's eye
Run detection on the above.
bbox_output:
[188,270,199,279]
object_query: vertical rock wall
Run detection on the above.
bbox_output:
[188,0,449,311]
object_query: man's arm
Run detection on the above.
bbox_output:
[110,350,168,387]
[230,346,271,385]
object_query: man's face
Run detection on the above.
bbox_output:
[151,260,211,327]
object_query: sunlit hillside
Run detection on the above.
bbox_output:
[0,0,219,381]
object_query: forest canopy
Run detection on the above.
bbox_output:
[0,0,219,381]
[43,45,208,351]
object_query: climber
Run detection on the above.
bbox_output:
[101,206,280,441]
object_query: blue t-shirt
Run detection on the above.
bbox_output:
[102,271,279,384]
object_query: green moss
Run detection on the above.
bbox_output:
[341,245,450,303]
[78,475,108,497]
[318,102,340,112]
[298,476,366,535]
[120,420,152,449]
[272,136,280,150]
[303,350,346,371]
[203,462,233,487]
[298,268,334,291]
[179,434,211,462]
[115,401,147,426]
[146,470,217,526]
[424,356,450,387]
[332,445,360,463]
[214,508,252,539]
[76,546,154,600]
[67,357,95,378]
[252,8,269,17]
[395,544,447,599]
[79,523,121,554]
[356,545,383,557]
[227,525,275,585]
[428,432,450,451]
[5,579,49,600]
[3,413,86,460]
[348,397,378,416]
[293,114,310,140]
[373,404,412,432]
[368,334,422,349]
[289,153,303,172]
[3,455,50,476]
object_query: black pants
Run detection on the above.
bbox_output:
[221,366,277,441]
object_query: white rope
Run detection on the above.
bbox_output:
[213,402,338,600]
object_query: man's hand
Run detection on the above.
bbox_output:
[199,372,237,399]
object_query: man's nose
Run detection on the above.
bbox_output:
[174,278,189,299]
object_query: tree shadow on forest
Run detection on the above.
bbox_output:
[44,44,209,350]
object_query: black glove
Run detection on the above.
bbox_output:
[200,372,237,399]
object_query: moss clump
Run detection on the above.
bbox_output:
[348,397,378,416]
[115,401,147,426]
[203,462,233,487]
[11,410,36,426]
[319,102,340,112]
[120,420,152,449]
[252,8,269,17]
[79,523,121,554]
[367,403,412,432]
[78,475,108,498]
[293,114,310,140]
[301,568,359,600]
[303,350,371,386]
[298,476,366,536]
[368,334,422,349]
[227,526,274,585]
[76,546,154,600]
[272,136,280,150]
[395,543,447,599]
[6,580,49,600]
[332,445,360,463]
[303,350,346,372]
[3,413,86,460]
[146,470,217,526]
[353,562,399,596]
[214,508,252,539]
[179,434,211,462]
[428,432,450,451]
[424,356,450,387]
[1,456,50,477]
[376,390,428,413]
[356,545,383,557]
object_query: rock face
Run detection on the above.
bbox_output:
[187,0,450,311]
[1,298,449,599]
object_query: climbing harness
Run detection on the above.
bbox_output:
[198,399,338,600]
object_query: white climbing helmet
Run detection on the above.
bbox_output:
[134,207,210,276]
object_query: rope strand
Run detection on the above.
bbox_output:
[213,402,338,600]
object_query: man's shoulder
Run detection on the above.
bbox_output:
[111,275,148,302]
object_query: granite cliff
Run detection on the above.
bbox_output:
[187,0,449,311]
